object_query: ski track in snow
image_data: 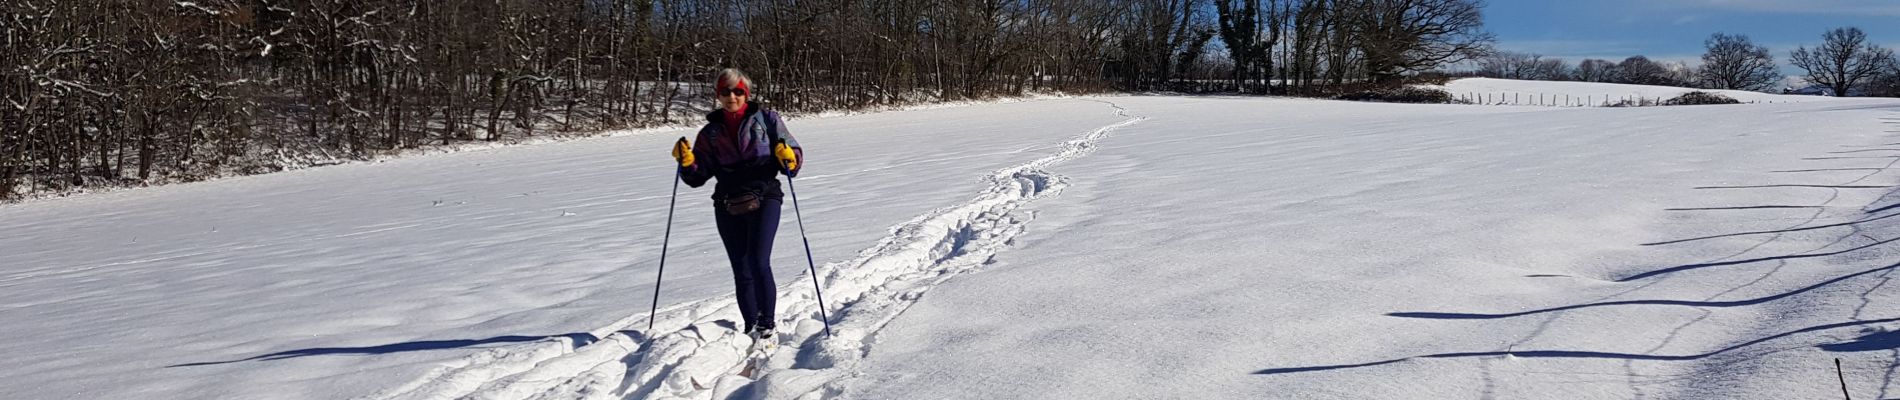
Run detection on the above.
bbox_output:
[354,100,1146,400]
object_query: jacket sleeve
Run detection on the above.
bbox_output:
[679,128,716,188]
[770,112,804,178]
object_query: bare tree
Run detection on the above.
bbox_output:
[1791,27,1898,97]
[0,0,1507,201]
[1478,51,1567,81]
[1573,58,1615,82]
[1213,0,1281,93]
[1868,69,1900,97]
[1530,57,1570,81]
[1476,51,1533,79]
[1616,55,1676,86]
[1281,0,1341,94]
[1697,33,1779,91]
[1348,0,1494,84]
[1111,0,1211,90]
[1659,59,1696,86]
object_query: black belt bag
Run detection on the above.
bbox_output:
[723,193,761,215]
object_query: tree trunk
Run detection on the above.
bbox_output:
[486,71,508,141]
[138,115,155,182]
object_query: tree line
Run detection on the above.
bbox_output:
[1471,28,1900,97]
[1205,0,1491,94]
[1,0,1492,201]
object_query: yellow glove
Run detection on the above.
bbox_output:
[773,142,798,171]
[671,137,694,168]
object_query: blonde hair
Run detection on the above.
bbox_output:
[716,68,754,92]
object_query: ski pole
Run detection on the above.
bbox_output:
[786,177,833,337]
[648,171,681,333]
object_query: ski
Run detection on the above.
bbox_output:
[737,334,775,378]
[687,329,777,390]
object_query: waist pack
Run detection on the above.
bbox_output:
[723,192,761,215]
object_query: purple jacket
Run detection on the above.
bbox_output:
[680,102,803,200]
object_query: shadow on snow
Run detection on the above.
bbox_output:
[166,332,611,368]
[1256,317,1900,375]
[1387,261,1900,320]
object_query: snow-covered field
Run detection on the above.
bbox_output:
[5,80,1900,399]
[1437,77,1833,106]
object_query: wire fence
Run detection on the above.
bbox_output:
[1452,92,1784,107]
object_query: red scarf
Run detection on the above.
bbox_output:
[721,102,749,140]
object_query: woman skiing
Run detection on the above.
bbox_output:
[669,68,804,342]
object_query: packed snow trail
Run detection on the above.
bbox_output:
[354,100,1144,400]
[0,98,1127,400]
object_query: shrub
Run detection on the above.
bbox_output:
[1337,87,1456,104]
[1663,91,1741,106]
[1406,71,1456,86]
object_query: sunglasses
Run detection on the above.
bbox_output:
[716,87,748,96]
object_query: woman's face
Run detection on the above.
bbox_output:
[717,83,748,113]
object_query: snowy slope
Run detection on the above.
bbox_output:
[1438,77,1832,105]
[838,97,1900,399]
[5,83,1900,399]
[0,100,1127,400]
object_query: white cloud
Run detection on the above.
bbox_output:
[1493,40,1643,57]
[1490,40,1703,64]
[1648,0,1900,16]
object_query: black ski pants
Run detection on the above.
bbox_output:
[714,198,782,331]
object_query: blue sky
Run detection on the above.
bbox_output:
[1484,0,1900,71]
